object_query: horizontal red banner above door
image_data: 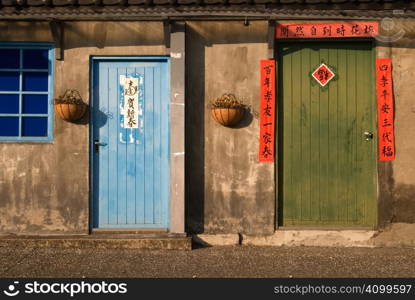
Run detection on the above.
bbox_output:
[276,22,379,39]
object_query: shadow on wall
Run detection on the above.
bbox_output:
[231,107,254,129]
[0,22,166,49]
[185,25,205,234]
[379,161,415,224]
[393,183,415,223]
[63,22,165,49]
[185,22,272,235]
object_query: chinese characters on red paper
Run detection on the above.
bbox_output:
[259,60,275,162]
[376,58,395,161]
[276,22,379,39]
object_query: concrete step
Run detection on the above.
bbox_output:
[91,228,169,235]
[0,235,192,250]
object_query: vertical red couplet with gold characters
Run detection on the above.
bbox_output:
[259,60,276,162]
[376,58,395,161]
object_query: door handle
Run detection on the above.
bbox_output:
[363,131,373,141]
[94,140,107,152]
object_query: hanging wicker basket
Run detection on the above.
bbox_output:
[55,89,87,122]
[210,107,245,127]
[55,103,87,122]
[209,94,246,127]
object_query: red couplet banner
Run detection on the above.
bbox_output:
[376,58,395,161]
[259,60,276,162]
[276,22,379,39]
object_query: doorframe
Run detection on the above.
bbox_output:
[275,39,379,229]
[88,56,172,231]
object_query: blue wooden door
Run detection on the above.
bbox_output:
[92,58,170,229]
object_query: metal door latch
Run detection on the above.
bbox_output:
[94,140,107,152]
[363,131,374,141]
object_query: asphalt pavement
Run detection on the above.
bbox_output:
[1,245,414,278]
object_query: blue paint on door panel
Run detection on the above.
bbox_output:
[92,58,170,228]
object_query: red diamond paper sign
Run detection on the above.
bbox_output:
[312,63,335,87]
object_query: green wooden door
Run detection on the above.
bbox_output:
[278,41,377,227]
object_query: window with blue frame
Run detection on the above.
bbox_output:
[0,43,53,141]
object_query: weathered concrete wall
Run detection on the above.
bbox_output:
[1,19,415,235]
[378,20,415,224]
[0,21,166,234]
[185,21,275,235]
[185,19,415,234]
